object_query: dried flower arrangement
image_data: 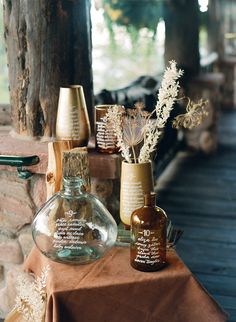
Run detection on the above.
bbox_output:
[103,60,208,163]
[5,265,50,322]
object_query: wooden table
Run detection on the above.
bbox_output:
[22,246,227,322]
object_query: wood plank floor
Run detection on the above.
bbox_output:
[156,110,236,322]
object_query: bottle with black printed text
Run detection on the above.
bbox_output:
[130,192,167,272]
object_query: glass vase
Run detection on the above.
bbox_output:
[32,177,117,264]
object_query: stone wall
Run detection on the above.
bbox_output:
[0,171,46,316]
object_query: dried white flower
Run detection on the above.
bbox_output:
[13,265,50,322]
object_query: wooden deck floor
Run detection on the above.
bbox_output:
[156,110,236,322]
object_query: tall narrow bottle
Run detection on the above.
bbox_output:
[130,192,167,272]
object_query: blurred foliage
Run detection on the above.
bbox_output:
[0,4,9,103]
[102,0,163,43]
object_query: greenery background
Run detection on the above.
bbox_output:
[0,2,164,102]
[0,1,207,103]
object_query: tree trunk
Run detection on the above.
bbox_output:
[163,0,200,78]
[3,0,93,138]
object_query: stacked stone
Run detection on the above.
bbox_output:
[0,171,46,316]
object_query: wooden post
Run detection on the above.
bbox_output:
[3,0,93,138]
[163,0,200,77]
[62,147,90,189]
[46,141,75,199]
[46,145,90,199]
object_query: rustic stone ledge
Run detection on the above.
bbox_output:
[0,127,121,179]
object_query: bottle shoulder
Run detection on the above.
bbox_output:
[131,205,167,225]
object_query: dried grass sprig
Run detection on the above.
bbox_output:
[172,98,209,129]
[138,60,183,163]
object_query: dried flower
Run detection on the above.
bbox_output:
[103,103,150,163]
[103,105,132,162]
[13,265,50,322]
[172,98,209,129]
[123,106,150,162]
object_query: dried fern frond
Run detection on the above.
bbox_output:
[173,98,209,129]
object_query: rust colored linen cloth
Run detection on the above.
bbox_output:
[23,246,227,322]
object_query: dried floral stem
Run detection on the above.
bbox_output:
[131,145,137,163]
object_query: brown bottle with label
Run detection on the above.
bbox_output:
[130,192,167,272]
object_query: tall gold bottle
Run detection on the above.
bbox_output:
[130,192,167,272]
[56,85,91,146]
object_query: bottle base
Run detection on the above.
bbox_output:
[40,244,106,265]
[131,261,167,272]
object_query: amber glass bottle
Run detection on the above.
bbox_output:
[130,192,167,272]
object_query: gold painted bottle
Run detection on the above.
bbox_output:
[130,192,167,272]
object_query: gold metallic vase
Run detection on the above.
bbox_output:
[56,86,91,146]
[120,161,154,227]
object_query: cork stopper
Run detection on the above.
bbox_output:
[144,192,156,207]
[62,147,90,190]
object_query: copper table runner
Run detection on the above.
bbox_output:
[23,246,227,322]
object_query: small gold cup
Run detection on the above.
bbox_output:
[95,105,119,154]
[56,85,91,147]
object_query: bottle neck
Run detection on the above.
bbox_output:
[63,177,84,196]
[144,192,156,207]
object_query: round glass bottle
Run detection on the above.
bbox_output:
[32,177,117,264]
[130,192,167,272]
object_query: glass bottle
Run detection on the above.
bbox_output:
[95,105,119,154]
[130,192,167,272]
[32,177,117,265]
